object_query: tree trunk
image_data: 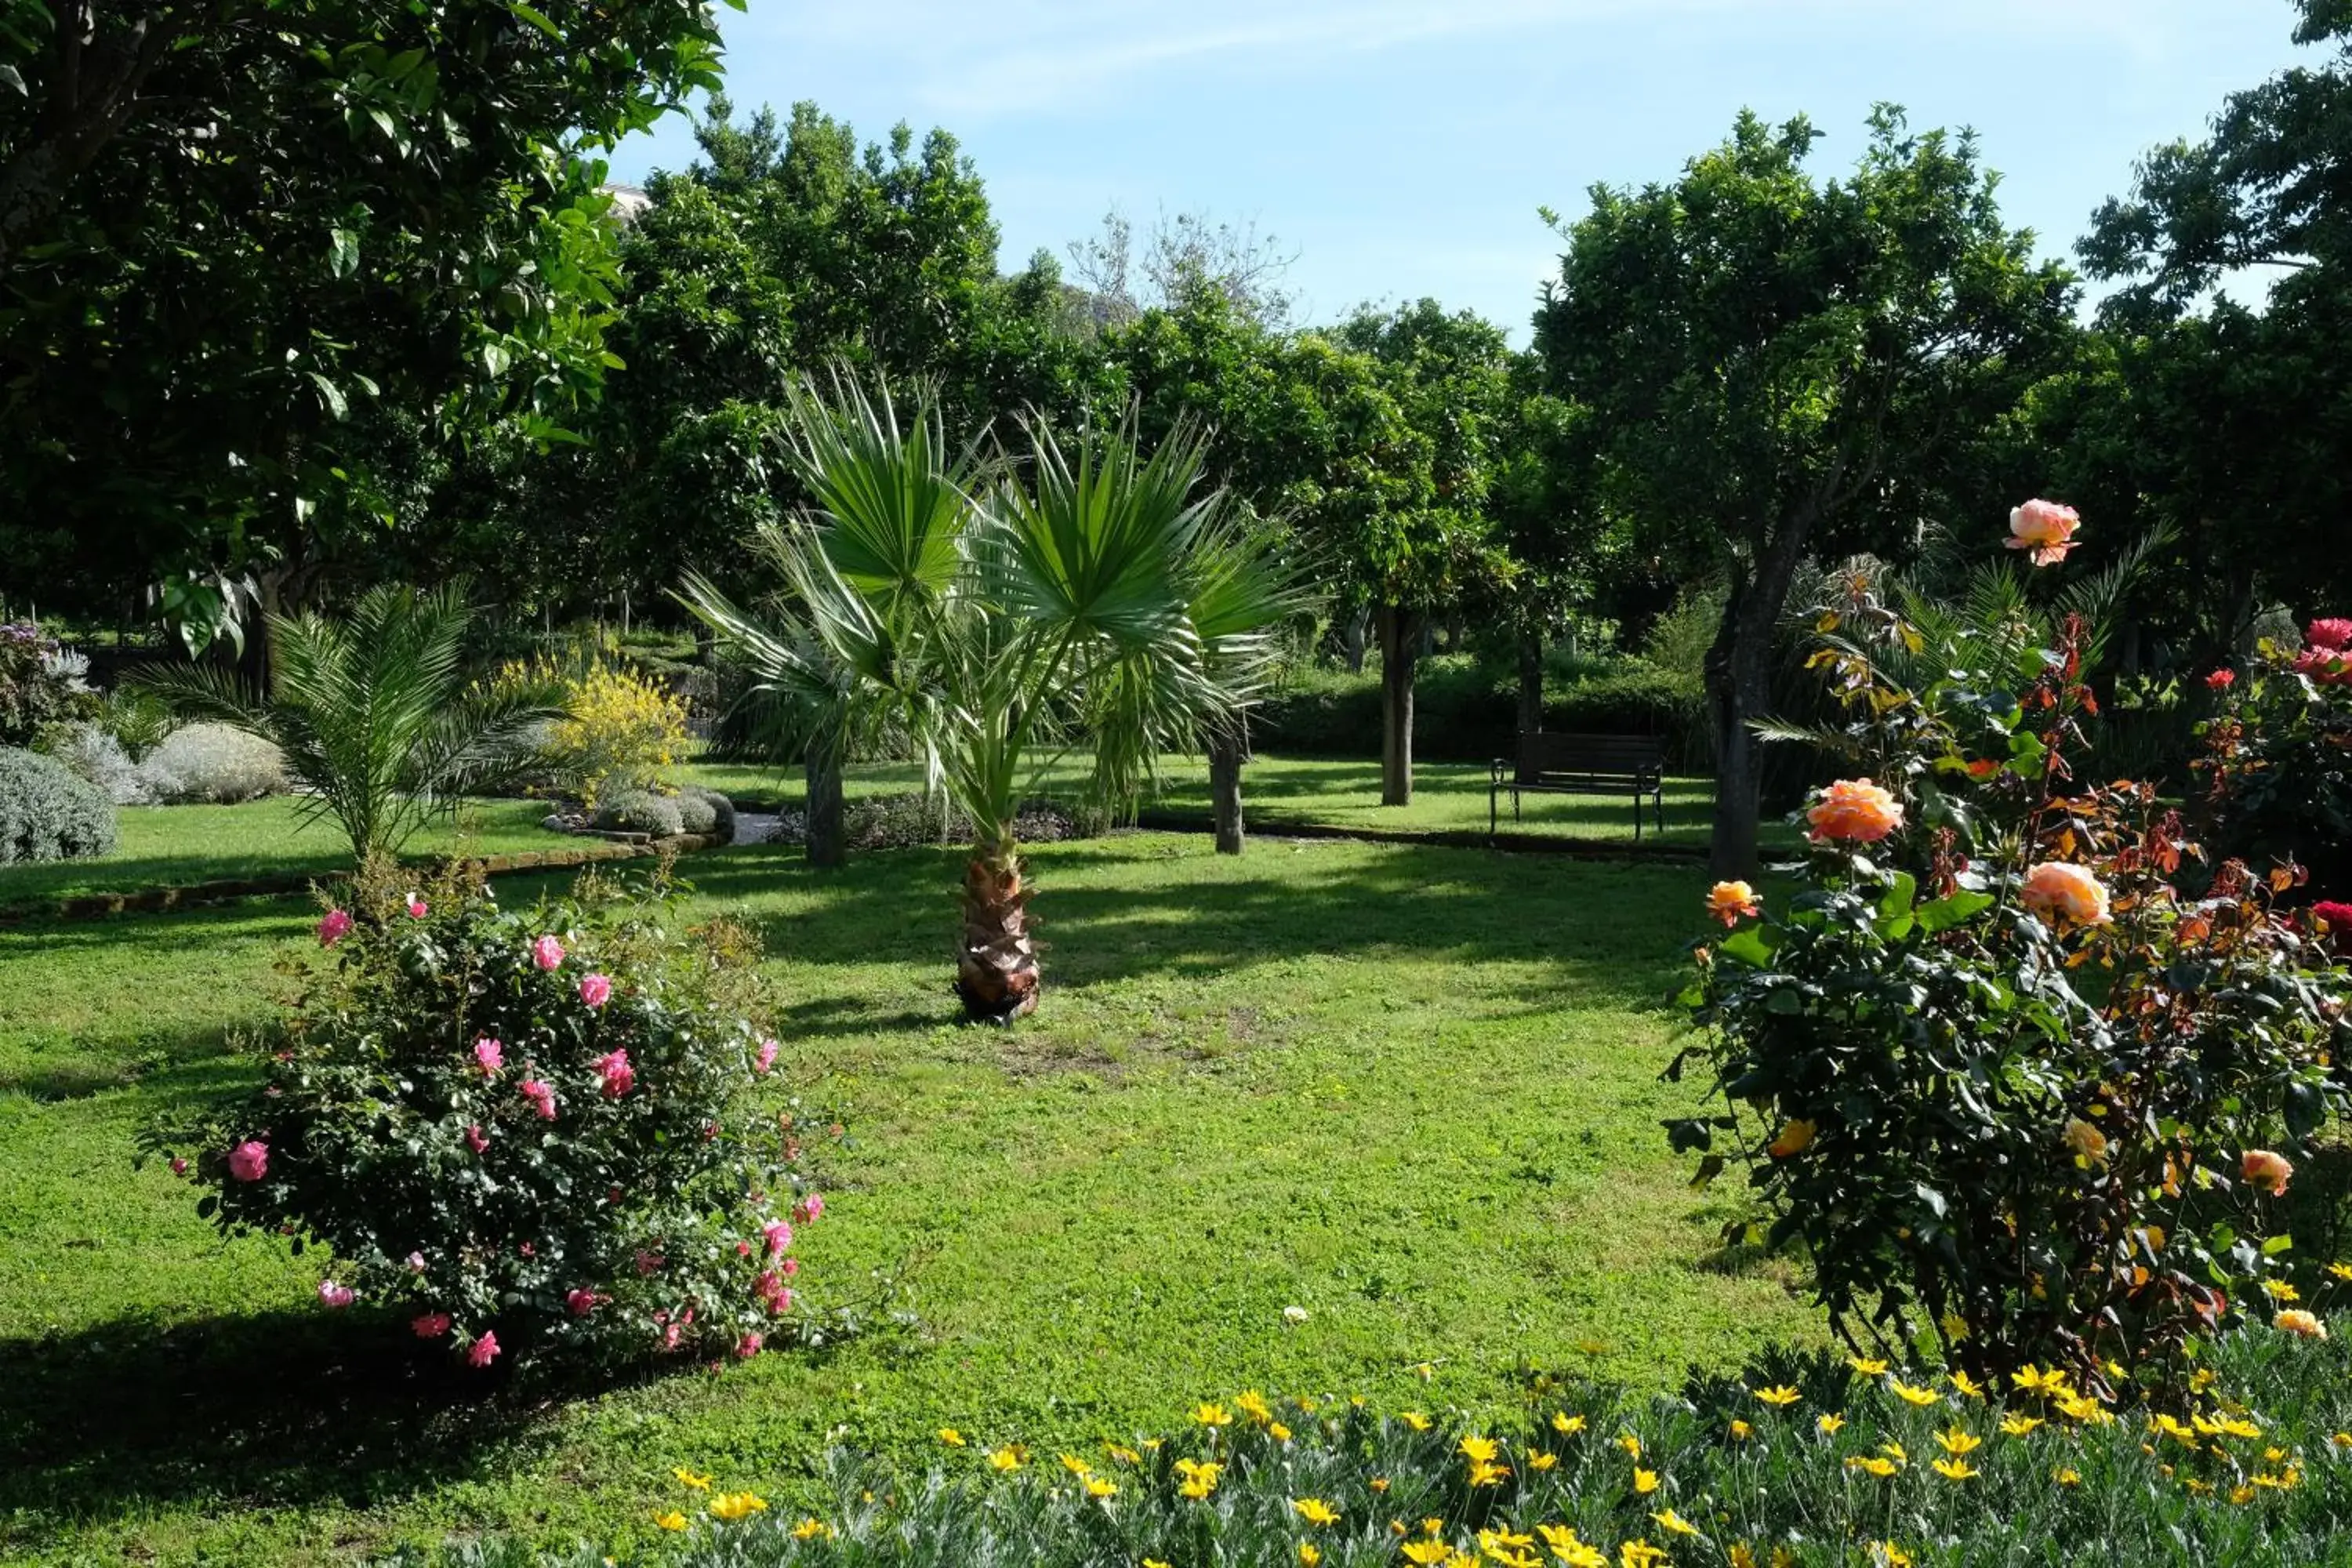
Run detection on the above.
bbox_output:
[1377,603,1418,807]
[1208,724,1247,855]
[1516,628,1545,737]
[1342,603,1370,673]
[1704,510,1814,878]
[956,835,1040,1022]
[804,745,844,869]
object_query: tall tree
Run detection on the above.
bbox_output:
[1537,107,2074,875]
[0,0,735,640]
[1332,300,1515,804]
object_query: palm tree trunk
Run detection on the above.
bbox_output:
[956,834,1040,1022]
[805,745,844,869]
[1209,723,1247,855]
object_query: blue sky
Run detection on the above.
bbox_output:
[607,1,2316,339]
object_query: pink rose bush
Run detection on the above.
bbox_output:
[144,866,833,1368]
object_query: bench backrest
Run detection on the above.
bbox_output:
[1514,731,1666,785]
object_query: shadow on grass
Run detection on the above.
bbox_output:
[683,836,1699,1011]
[0,1308,554,1546]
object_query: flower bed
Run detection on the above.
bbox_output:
[405,1327,2352,1566]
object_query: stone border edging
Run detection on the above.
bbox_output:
[0,835,724,926]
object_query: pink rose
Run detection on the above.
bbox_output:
[596,1047,634,1098]
[467,1330,501,1367]
[412,1312,452,1338]
[406,1251,427,1272]
[405,892,428,919]
[474,1037,503,1075]
[795,1192,823,1224]
[763,1219,793,1257]
[662,1321,684,1351]
[635,1250,664,1276]
[780,1257,798,1277]
[227,1140,269,1182]
[169,1157,188,1177]
[2005,498,2082,566]
[579,972,612,1009]
[769,1287,795,1316]
[317,909,353,947]
[520,1079,557,1120]
[317,1280,355,1309]
[754,1038,779,1076]
[466,1124,489,1154]
[2243,1149,2295,1196]
[2205,668,2236,690]
[2309,617,2352,652]
[566,1287,601,1316]
[737,1333,764,1359]
[531,935,564,971]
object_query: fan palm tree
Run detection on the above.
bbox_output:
[684,376,1305,1022]
[139,585,562,869]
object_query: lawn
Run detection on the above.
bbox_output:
[0,797,564,913]
[0,826,1812,1566]
[677,752,1738,849]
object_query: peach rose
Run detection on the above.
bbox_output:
[1767,1119,1817,1159]
[1806,779,1904,844]
[2005,499,2082,566]
[2062,1117,2109,1166]
[2020,862,2111,926]
[2242,1149,2293,1196]
[1706,880,1762,927]
[2274,1308,2326,1340]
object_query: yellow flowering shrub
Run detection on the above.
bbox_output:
[493,655,689,809]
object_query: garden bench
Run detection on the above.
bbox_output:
[1489,731,1668,840]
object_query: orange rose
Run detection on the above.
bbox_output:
[1806,779,1904,844]
[1706,880,1762,927]
[2005,499,2082,566]
[2020,862,2111,926]
[2242,1149,2294,1196]
[1767,1119,1817,1159]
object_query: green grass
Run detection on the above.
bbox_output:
[0,797,564,911]
[677,752,1751,849]
[0,829,1811,1565]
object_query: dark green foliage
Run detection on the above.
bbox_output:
[1252,659,1704,768]
[0,745,117,864]
[0,0,737,633]
[141,866,821,1366]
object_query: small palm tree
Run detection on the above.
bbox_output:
[684,377,1305,1022]
[140,585,562,868]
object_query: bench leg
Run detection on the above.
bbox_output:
[1632,788,1642,842]
[1512,789,1522,823]
[1490,786,1497,838]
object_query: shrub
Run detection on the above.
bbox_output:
[134,720,289,803]
[143,866,826,1367]
[0,622,100,746]
[1676,532,2350,1388]
[0,745,118,862]
[593,788,685,838]
[763,793,1099,851]
[495,656,689,808]
[407,1329,2352,1568]
[96,687,178,760]
[2198,621,2352,895]
[676,786,735,842]
[43,721,155,804]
